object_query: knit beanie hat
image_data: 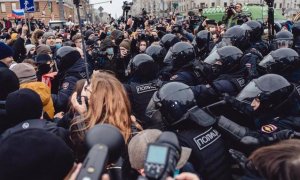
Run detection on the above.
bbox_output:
[41,32,55,44]
[0,129,74,180]
[120,39,131,51]
[0,42,14,61]
[10,63,37,84]
[36,44,51,55]
[35,53,52,64]
[6,89,43,125]
[25,44,35,55]
[0,68,19,100]
[84,29,94,40]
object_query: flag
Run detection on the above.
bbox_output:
[12,9,25,19]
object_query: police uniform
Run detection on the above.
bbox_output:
[124,80,159,129]
[175,123,232,180]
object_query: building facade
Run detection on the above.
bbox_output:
[129,0,300,17]
[0,0,76,24]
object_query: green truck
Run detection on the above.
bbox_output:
[202,4,285,22]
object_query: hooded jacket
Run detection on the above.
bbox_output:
[20,82,55,119]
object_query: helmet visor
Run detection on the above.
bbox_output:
[236,81,262,103]
[204,49,221,65]
[145,91,164,123]
[259,54,275,68]
[163,48,173,65]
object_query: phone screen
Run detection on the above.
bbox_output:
[146,145,168,164]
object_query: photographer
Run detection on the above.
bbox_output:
[222,3,249,28]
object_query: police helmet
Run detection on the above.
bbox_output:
[274,31,293,48]
[56,46,81,71]
[204,46,243,74]
[145,45,167,66]
[222,26,250,50]
[130,54,159,81]
[240,20,263,41]
[159,34,180,51]
[146,82,196,126]
[171,24,183,34]
[192,30,212,50]
[292,22,300,37]
[258,48,299,74]
[163,42,196,69]
[236,74,294,113]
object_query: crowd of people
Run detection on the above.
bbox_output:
[1,3,300,180]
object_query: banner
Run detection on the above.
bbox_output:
[12,9,25,19]
[20,0,35,12]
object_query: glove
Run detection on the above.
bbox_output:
[270,129,295,141]
[229,149,247,170]
[223,93,236,105]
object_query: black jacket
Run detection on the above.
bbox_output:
[52,59,88,112]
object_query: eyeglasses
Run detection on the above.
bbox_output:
[47,37,56,40]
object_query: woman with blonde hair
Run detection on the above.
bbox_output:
[70,71,140,154]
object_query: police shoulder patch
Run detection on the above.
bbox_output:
[62,82,70,90]
[261,124,278,133]
[193,127,221,151]
[136,83,157,94]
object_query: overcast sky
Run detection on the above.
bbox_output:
[90,0,129,18]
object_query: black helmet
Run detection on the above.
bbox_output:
[258,48,299,75]
[274,31,293,48]
[130,54,159,81]
[222,26,250,51]
[159,34,180,51]
[240,20,263,41]
[163,42,196,69]
[292,22,300,36]
[204,46,243,74]
[171,24,183,34]
[56,46,81,71]
[192,30,212,50]
[145,45,167,66]
[146,82,196,126]
[236,74,294,114]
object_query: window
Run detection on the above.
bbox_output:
[224,2,227,7]
[279,3,282,8]
[274,3,277,8]
[0,3,6,13]
[11,3,17,10]
[211,2,215,7]
[200,3,205,8]
[34,2,40,12]
[49,2,53,12]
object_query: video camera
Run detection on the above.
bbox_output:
[138,131,181,180]
[76,124,125,180]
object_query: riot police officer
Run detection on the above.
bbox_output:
[123,54,160,128]
[191,46,248,107]
[292,22,300,54]
[145,45,167,70]
[164,42,207,86]
[220,74,300,148]
[145,82,232,180]
[257,48,300,83]
[271,30,294,50]
[192,30,215,60]
[240,20,270,56]
[159,34,180,52]
[52,46,89,112]
[213,26,250,52]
